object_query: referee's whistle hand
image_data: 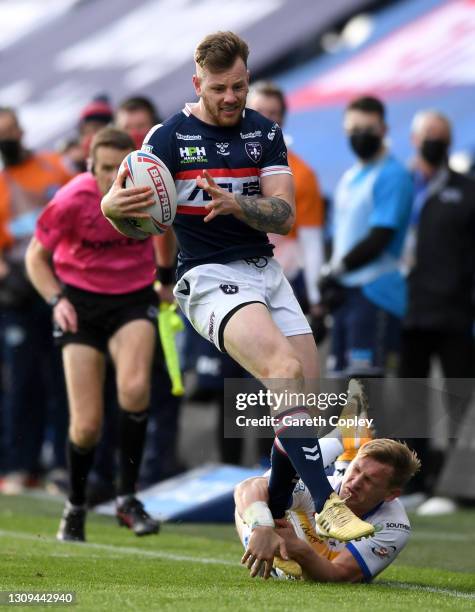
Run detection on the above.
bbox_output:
[53,298,78,333]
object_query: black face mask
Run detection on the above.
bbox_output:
[420,139,448,167]
[349,132,382,161]
[0,139,22,166]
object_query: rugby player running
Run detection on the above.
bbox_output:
[101,31,375,543]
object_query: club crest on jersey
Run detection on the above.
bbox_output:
[220,284,239,295]
[216,142,230,156]
[245,142,262,163]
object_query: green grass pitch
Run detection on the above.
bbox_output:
[0,494,474,611]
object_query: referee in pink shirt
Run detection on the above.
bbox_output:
[26,127,160,542]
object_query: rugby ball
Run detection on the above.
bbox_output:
[120,150,177,236]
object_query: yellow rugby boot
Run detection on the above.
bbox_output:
[315,493,375,542]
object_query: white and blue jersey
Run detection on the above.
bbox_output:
[143,104,292,278]
[238,474,411,582]
[332,154,413,316]
[286,475,411,581]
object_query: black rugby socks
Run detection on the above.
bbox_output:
[267,438,298,518]
[275,408,334,513]
[67,439,96,507]
[117,409,149,497]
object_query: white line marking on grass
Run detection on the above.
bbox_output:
[2,529,474,601]
[378,581,475,600]
[0,529,237,566]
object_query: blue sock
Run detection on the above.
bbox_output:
[267,438,298,519]
[276,408,334,513]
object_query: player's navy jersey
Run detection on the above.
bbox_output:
[143,104,292,278]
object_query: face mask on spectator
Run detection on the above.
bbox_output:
[420,139,448,166]
[0,139,22,166]
[349,132,381,161]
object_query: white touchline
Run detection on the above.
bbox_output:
[377,582,475,601]
[0,529,236,566]
[1,529,473,600]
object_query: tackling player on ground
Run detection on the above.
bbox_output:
[235,380,421,582]
[26,128,160,541]
[101,31,375,543]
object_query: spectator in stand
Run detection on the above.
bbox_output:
[399,110,475,513]
[57,136,85,176]
[0,106,72,494]
[115,96,162,150]
[319,96,413,377]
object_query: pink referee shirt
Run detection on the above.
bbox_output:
[35,172,155,294]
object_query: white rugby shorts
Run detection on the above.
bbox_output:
[173,257,311,352]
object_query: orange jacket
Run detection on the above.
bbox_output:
[287,149,324,238]
[0,151,72,250]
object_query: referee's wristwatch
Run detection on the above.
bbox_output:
[48,291,65,307]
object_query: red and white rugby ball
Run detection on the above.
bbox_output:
[120,150,177,236]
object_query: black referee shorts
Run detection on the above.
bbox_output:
[54,284,158,353]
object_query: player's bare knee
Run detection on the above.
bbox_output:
[70,421,101,448]
[117,376,150,411]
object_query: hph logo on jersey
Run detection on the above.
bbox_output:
[245,142,262,163]
[179,146,207,164]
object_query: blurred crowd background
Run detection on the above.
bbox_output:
[0,0,474,515]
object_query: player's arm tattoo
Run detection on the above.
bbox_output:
[235,195,293,234]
